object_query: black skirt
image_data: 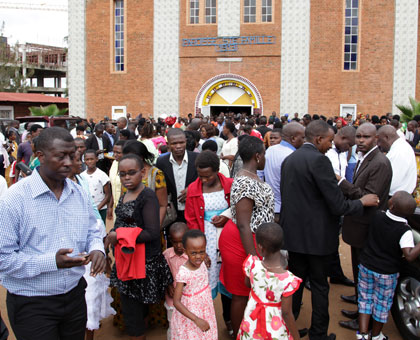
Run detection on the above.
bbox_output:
[110,253,173,304]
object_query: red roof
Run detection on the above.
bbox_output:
[0,92,68,104]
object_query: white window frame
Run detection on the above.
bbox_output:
[111,106,127,120]
[0,106,14,119]
[340,104,357,119]
[261,0,272,23]
[189,0,200,24]
[205,0,217,24]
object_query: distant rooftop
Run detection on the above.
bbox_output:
[0,92,68,103]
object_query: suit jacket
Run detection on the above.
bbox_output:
[156,151,198,211]
[280,143,363,256]
[339,147,392,248]
[85,134,112,153]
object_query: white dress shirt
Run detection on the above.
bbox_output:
[355,146,378,174]
[326,143,348,178]
[386,137,417,195]
[95,135,104,160]
[170,151,189,211]
[397,129,405,139]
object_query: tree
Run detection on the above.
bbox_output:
[29,104,68,117]
[396,97,420,123]
[0,22,34,92]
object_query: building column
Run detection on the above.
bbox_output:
[218,0,240,37]
[153,0,180,118]
[280,0,310,115]
[68,0,86,117]
[392,0,418,114]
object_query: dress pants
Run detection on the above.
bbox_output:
[6,278,87,340]
[328,250,346,279]
[289,251,333,340]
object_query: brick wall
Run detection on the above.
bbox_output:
[179,0,281,116]
[85,0,405,120]
[308,0,395,116]
[86,0,154,121]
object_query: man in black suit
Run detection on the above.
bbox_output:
[156,128,198,222]
[280,120,379,340]
[85,123,112,173]
[337,123,392,330]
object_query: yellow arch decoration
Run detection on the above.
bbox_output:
[202,80,257,108]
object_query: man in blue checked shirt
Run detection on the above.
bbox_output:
[0,127,106,340]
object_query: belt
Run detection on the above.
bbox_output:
[182,284,209,297]
[249,289,282,339]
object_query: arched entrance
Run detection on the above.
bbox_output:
[195,74,263,117]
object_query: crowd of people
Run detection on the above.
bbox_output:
[0,110,420,340]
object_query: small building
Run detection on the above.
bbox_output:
[0,92,69,119]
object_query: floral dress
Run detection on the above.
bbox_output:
[171,262,218,340]
[238,256,302,340]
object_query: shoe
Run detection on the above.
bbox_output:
[357,332,369,340]
[305,280,311,290]
[371,332,388,340]
[330,276,355,287]
[339,319,359,330]
[340,294,357,304]
[225,320,234,338]
[298,328,308,337]
[326,333,336,340]
[341,309,358,319]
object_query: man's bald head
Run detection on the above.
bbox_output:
[338,126,356,139]
[335,126,356,152]
[117,117,127,130]
[282,122,305,149]
[356,122,376,135]
[186,118,202,131]
[408,120,418,132]
[377,125,399,153]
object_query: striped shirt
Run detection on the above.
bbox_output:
[0,169,105,296]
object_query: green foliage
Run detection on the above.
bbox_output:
[29,104,68,117]
[396,97,420,123]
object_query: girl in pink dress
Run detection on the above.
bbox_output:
[172,230,218,340]
[238,223,302,340]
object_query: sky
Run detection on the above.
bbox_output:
[1,0,68,47]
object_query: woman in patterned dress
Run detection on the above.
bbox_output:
[122,141,169,328]
[106,154,173,338]
[185,150,234,336]
[219,136,275,336]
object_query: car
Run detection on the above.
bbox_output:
[391,207,420,340]
[16,116,86,133]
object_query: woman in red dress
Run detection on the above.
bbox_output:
[219,136,275,336]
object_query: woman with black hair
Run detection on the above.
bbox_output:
[138,122,159,163]
[123,141,168,227]
[221,121,238,169]
[219,136,275,336]
[185,150,234,337]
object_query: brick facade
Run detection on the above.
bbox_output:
[86,0,154,121]
[83,0,417,119]
[308,0,395,116]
